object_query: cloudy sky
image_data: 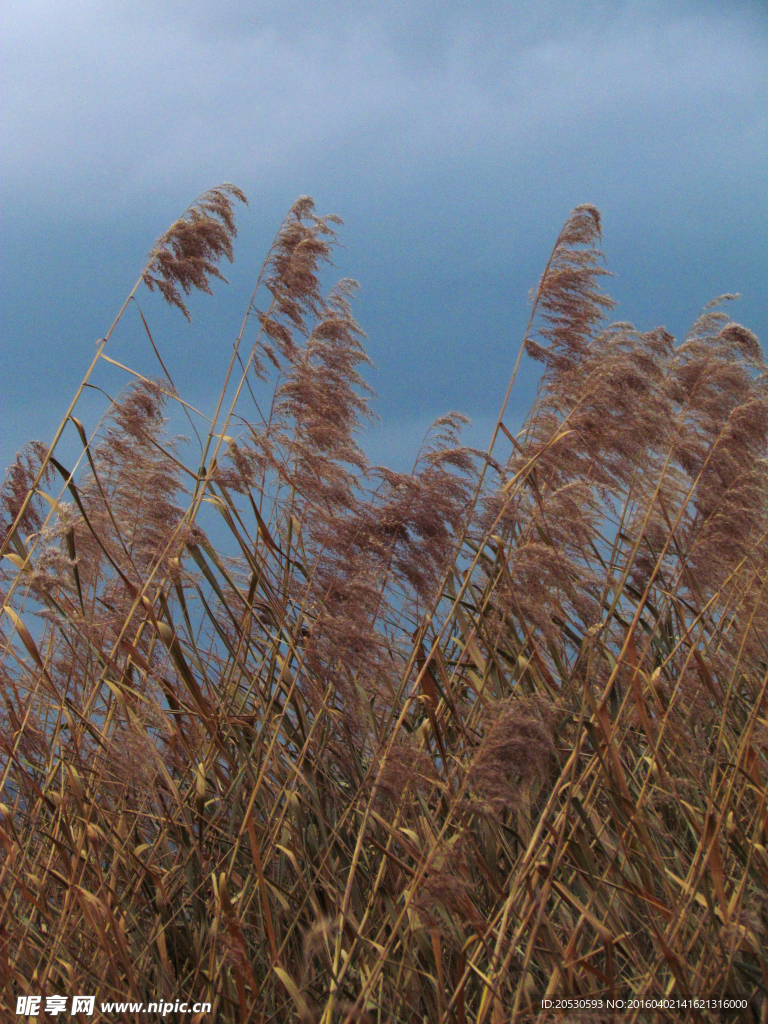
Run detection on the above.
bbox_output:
[2,0,766,474]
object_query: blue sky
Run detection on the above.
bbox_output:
[2,0,766,474]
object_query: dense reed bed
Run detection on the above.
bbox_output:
[1,187,767,1023]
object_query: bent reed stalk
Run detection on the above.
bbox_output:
[1,187,767,1024]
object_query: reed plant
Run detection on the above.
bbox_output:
[1,187,767,1023]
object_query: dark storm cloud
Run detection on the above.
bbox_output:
[1,0,766,471]
[2,0,765,212]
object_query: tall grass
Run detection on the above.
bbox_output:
[1,188,767,1023]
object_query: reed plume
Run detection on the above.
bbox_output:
[142,183,247,320]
